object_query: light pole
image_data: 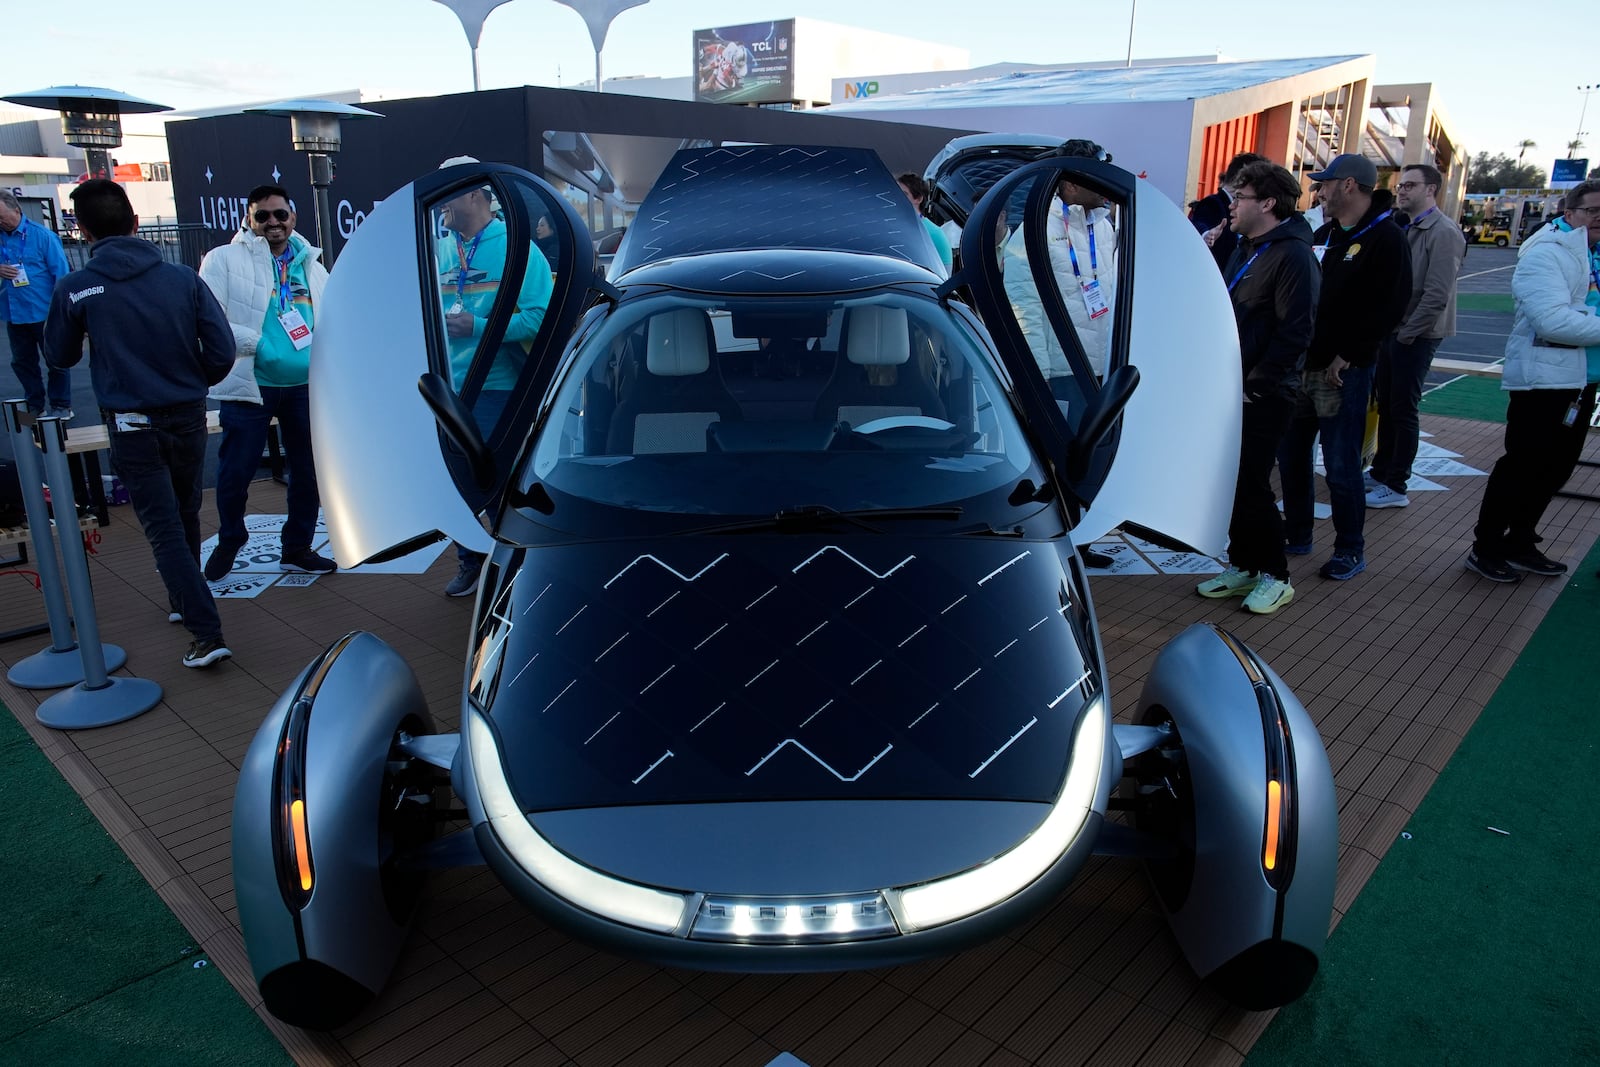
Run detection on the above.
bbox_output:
[244,99,381,266]
[0,85,170,181]
[433,0,517,92]
[1576,85,1598,158]
[553,0,651,92]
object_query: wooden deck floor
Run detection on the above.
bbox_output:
[4,411,1596,1067]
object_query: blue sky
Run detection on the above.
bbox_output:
[9,0,1593,179]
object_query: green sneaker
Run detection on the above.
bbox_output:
[1196,566,1258,599]
[1243,575,1294,615]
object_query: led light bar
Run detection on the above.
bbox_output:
[690,893,899,943]
[890,695,1106,931]
[466,708,690,935]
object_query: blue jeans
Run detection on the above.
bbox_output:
[1371,335,1441,492]
[107,401,223,642]
[215,386,320,550]
[1279,364,1374,558]
[7,320,71,412]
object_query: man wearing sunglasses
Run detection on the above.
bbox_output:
[1467,178,1600,582]
[199,184,335,581]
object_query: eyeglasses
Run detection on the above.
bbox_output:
[1395,181,1423,191]
[1232,193,1263,201]
[253,208,290,223]
[1571,204,1600,218]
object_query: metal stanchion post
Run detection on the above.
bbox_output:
[32,415,162,729]
[3,399,126,687]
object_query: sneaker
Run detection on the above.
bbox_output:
[45,407,74,422]
[445,557,484,597]
[1362,469,1380,491]
[167,610,183,624]
[1319,552,1366,581]
[1504,547,1567,576]
[1196,566,1259,599]
[182,637,232,669]
[280,547,337,573]
[1284,540,1313,556]
[1365,485,1409,509]
[204,539,245,582]
[1465,550,1521,583]
[1242,575,1294,614]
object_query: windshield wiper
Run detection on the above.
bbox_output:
[672,503,965,537]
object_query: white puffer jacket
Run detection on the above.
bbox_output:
[1002,199,1117,379]
[1501,221,1600,391]
[198,229,327,404]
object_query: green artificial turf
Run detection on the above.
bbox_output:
[1456,292,1515,313]
[1249,536,1600,1065]
[1420,375,1508,423]
[0,706,289,1065]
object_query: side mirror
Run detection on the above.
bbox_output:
[1065,365,1139,485]
[417,373,496,491]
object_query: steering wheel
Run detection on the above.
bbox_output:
[851,415,958,434]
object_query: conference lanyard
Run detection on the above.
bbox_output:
[1227,242,1271,292]
[1405,207,1435,229]
[454,231,484,304]
[1065,222,1100,283]
[1317,209,1393,257]
[274,249,294,312]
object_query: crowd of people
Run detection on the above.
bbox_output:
[6,150,1598,668]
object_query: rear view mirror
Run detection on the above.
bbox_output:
[418,373,497,491]
[1065,365,1139,487]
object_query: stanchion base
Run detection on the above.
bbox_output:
[6,643,129,689]
[36,675,163,730]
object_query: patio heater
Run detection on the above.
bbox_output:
[0,85,171,181]
[244,99,382,266]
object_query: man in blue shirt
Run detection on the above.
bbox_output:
[1,190,74,419]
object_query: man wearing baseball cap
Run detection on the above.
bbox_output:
[1277,153,1412,582]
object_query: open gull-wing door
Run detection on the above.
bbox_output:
[959,157,1240,555]
[311,162,596,566]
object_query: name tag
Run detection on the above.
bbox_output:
[1080,279,1110,320]
[1313,246,1328,264]
[113,412,151,432]
[278,308,313,350]
[448,300,465,316]
[8,265,29,287]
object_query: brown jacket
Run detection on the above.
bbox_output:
[1396,207,1466,342]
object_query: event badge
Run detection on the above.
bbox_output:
[278,308,313,351]
[1313,245,1328,264]
[113,412,151,433]
[448,300,465,316]
[8,264,28,287]
[1080,279,1109,320]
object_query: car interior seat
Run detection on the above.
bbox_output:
[812,305,946,427]
[606,308,741,454]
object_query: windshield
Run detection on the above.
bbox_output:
[519,291,1045,521]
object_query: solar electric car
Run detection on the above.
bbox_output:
[232,147,1337,1029]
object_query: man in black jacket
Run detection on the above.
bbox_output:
[1277,154,1412,582]
[44,180,237,669]
[1190,151,1267,272]
[1196,161,1319,615]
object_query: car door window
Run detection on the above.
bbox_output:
[428,175,562,443]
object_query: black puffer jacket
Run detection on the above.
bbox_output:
[1307,190,1413,370]
[1224,213,1320,401]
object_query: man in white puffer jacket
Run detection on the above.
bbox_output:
[199,183,335,580]
[1468,179,1600,582]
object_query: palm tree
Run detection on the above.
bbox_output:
[1569,138,1587,159]
[1516,138,1537,162]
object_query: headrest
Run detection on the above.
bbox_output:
[647,309,711,376]
[846,306,911,366]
